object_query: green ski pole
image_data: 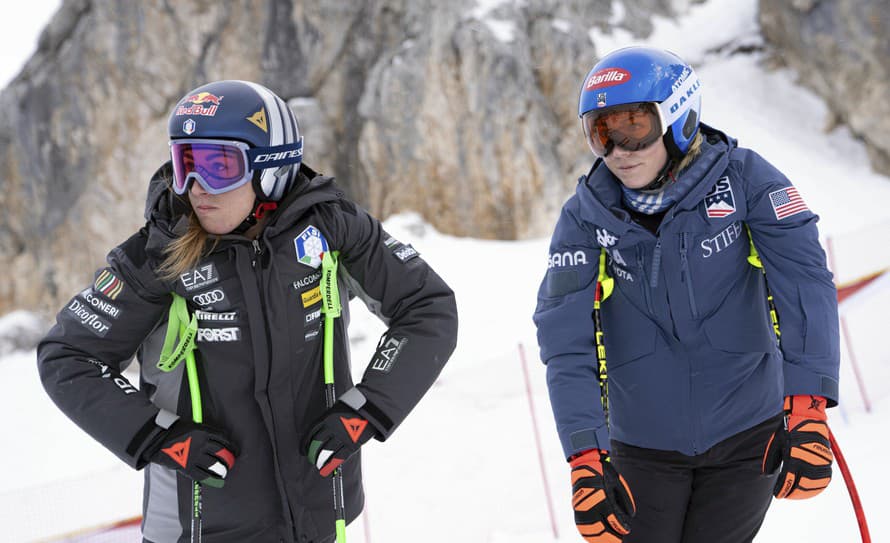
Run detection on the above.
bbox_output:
[157,294,203,543]
[320,251,347,543]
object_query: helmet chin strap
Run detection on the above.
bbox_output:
[232,199,278,235]
[641,158,676,191]
[641,130,688,191]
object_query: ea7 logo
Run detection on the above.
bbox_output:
[371,337,407,373]
[180,263,218,291]
[548,250,588,269]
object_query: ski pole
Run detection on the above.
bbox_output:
[185,347,204,543]
[749,233,870,541]
[157,294,203,542]
[593,249,614,427]
[321,251,347,543]
[828,430,871,543]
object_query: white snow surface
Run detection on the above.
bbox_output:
[3,0,890,541]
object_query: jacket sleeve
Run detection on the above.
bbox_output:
[741,151,840,406]
[532,198,607,459]
[327,202,458,440]
[37,230,173,468]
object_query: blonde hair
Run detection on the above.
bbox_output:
[157,213,219,282]
[674,131,704,175]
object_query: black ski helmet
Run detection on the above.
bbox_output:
[168,80,303,201]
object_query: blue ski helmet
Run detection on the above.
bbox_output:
[168,80,303,201]
[578,46,702,158]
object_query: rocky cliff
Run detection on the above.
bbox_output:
[1,0,887,315]
[759,0,890,174]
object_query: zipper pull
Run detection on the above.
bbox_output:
[679,234,689,281]
[251,238,263,268]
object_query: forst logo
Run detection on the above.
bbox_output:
[585,68,631,90]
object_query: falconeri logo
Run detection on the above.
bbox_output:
[294,226,329,269]
[94,270,124,300]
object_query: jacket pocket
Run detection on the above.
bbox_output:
[800,284,836,355]
[702,271,776,353]
[601,285,658,366]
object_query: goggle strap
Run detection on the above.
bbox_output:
[246,137,304,170]
[659,68,701,127]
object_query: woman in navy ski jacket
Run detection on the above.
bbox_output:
[534,46,839,543]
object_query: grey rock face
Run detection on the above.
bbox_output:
[5,0,883,315]
[759,0,890,175]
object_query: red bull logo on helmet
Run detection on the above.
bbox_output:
[175,92,224,117]
[585,68,631,91]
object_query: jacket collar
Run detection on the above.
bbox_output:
[575,124,736,232]
[142,162,344,258]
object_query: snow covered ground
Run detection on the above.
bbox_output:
[2,0,890,541]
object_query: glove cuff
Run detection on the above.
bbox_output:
[338,387,389,438]
[128,410,183,469]
[786,395,828,422]
[569,448,606,468]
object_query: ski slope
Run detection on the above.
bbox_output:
[2,0,890,541]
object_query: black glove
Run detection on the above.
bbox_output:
[302,401,377,477]
[147,419,238,488]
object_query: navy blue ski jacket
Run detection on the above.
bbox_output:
[534,125,840,459]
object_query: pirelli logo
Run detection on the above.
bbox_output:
[301,286,322,308]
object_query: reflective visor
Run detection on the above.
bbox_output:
[582,102,665,157]
[169,139,252,195]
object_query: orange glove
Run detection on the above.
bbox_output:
[569,449,636,542]
[762,395,833,499]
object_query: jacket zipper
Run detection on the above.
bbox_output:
[636,248,655,315]
[679,233,699,319]
[250,237,298,531]
[649,240,662,289]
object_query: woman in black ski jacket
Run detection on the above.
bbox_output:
[38,80,458,543]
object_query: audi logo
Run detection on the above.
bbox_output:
[193,289,225,306]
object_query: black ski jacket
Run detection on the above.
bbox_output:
[38,163,458,543]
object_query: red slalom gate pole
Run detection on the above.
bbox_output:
[518,342,560,540]
[829,429,871,543]
[839,315,872,413]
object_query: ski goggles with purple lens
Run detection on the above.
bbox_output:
[169,137,303,195]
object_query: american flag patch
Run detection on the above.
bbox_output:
[704,176,735,218]
[94,270,124,300]
[768,187,809,220]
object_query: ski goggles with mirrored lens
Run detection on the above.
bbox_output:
[169,137,303,195]
[581,102,666,157]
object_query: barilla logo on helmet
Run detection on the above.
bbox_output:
[176,92,224,117]
[585,68,631,90]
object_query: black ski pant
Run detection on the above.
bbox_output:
[611,414,783,543]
